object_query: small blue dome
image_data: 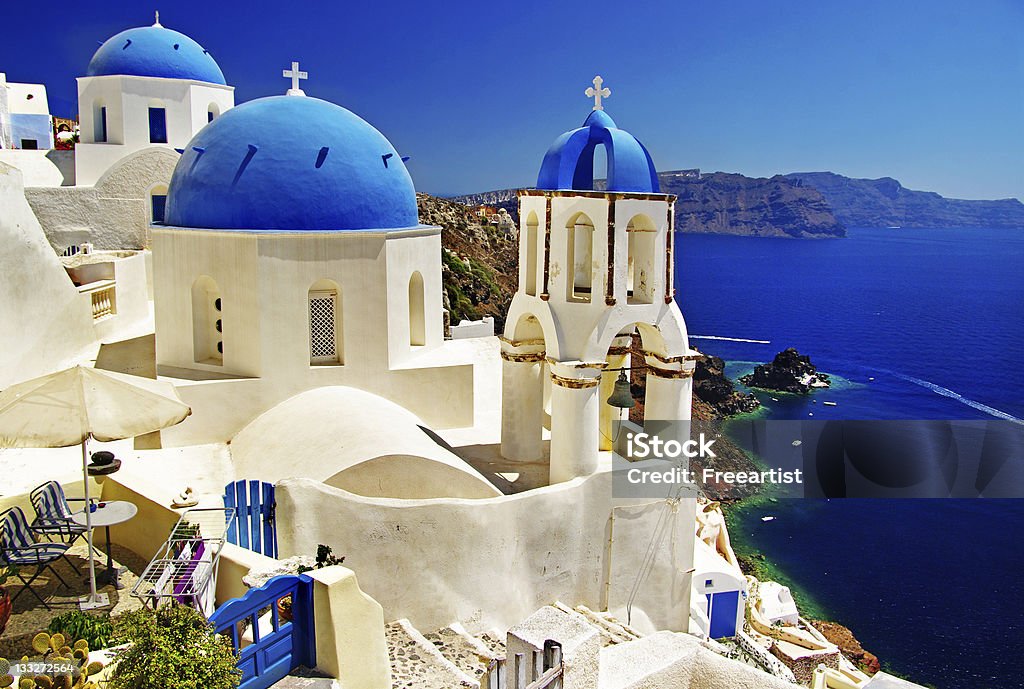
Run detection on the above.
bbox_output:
[165,96,419,232]
[537,109,660,193]
[88,25,226,85]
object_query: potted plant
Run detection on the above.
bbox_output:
[0,564,14,635]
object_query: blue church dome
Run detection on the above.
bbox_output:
[537,109,660,193]
[165,96,419,232]
[87,24,226,85]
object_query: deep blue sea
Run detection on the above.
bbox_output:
[674,227,1024,689]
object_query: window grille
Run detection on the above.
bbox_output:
[309,292,338,363]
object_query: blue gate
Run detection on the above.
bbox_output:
[224,480,278,558]
[209,574,315,689]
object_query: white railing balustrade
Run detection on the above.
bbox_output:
[78,279,116,320]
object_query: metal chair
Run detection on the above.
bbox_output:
[0,506,73,609]
[29,481,92,553]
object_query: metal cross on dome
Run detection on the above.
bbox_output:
[585,75,611,111]
[283,61,308,96]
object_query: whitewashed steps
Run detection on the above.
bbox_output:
[422,623,499,682]
[386,619,478,689]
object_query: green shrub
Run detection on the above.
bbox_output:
[47,612,114,651]
[108,605,240,689]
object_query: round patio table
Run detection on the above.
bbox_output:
[71,500,138,590]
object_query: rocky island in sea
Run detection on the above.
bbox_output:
[741,348,832,393]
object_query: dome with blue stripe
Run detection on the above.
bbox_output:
[165,95,419,232]
[87,24,226,85]
[537,109,660,194]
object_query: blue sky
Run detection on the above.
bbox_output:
[5,1,1022,199]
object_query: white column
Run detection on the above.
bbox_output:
[643,358,695,423]
[599,336,632,451]
[500,342,546,461]
[549,361,603,484]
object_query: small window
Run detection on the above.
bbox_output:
[208,111,215,123]
[705,579,714,588]
[96,106,108,142]
[151,195,167,223]
[149,107,168,143]
[309,282,343,365]
[20,139,38,150]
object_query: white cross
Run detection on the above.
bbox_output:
[283,61,308,96]
[153,10,162,27]
[585,75,611,111]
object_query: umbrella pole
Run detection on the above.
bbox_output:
[79,436,108,610]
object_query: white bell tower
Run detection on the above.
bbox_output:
[501,79,698,485]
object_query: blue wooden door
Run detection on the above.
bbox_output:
[209,575,315,689]
[224,480,278,558]
[707,590,740,638]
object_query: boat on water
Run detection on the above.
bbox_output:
[887,225,902,229]
[823,401,837,407]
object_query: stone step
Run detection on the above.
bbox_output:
[476,629,507,659]
[574,605,644,643]
[550,602,630,647]
[386,619,479,689]
[422,623,498,682]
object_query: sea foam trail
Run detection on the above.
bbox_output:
[890,372,1022,422]
[692,335,771,344]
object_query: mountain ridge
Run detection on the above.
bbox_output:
[784,171,1024,229]
[451,170,1024,236]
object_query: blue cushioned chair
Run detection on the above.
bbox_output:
[0,506,73,609]
[29,481,92,552]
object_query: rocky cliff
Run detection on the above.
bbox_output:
[451,170,846,239]
[785,171,1024,229]
[740,348,831,394]
[665,171,845,238]
[418,193,518,332]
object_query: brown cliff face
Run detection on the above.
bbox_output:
[418,193,518,332]
[667,172,846,238]
[809,619,882,675]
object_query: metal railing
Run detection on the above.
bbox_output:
[484,639,562,689]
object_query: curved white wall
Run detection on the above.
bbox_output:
[230,386,499,499]
[275,472,695,634]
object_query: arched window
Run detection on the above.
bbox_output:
[409,271,426,346]
[626,215,657,304]
[525,211,539,296]
[149,184,168,224]
[191,276,222,365]
[93,100,107,142]
[309,280,343,365]
[566,212,595,303]
[207,103,220,123]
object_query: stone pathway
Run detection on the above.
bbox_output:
[386,619,478,689]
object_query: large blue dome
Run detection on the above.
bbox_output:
[87,25,226,85]
[165,96,419,232]
[537,109,660,193]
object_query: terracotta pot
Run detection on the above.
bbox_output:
[0,587,12,636]
[277,596,293,623]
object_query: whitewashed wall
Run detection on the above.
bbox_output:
[0,163,95,388]
[275,471,694,635]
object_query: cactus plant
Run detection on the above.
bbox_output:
[9,631,103,689]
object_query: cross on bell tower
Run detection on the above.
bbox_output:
[585,75,611,111]
[283,61,308,96]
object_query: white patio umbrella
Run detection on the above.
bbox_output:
[0,365,191,609]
